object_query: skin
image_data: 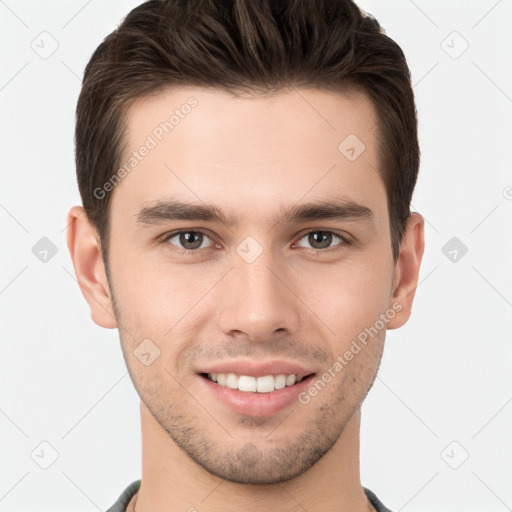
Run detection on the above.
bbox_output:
[67,85,424,512]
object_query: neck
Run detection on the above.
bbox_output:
[133,403,371,512]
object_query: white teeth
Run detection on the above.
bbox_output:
[256,375,274,393]
[239,375,257,392]
[274,374,287,389]
[286,374,296,386]
[206,372,306,392]
[226,373,238,389]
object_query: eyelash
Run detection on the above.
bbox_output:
[160,229,350,254]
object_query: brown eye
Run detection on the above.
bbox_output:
[295,231,346,251]
[165,231,211,251]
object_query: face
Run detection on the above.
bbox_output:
[100,86,401,484]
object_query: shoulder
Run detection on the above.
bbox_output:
[104,480,141,512]
[363,487,395,512]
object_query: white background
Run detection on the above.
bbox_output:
[1,1,511,511]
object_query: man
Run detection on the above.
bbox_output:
[67,0,424,510]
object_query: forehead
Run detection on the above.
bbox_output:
[111,85,386,226]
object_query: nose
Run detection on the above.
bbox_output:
[215,245,301,344]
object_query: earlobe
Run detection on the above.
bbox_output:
[66,205,118,329]
[386,212,425,330]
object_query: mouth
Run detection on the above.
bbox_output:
[199,372,316,393]
[197,371,316,416]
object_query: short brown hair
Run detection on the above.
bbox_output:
[75,0,419,264]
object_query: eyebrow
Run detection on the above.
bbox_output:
[135,196,376,228]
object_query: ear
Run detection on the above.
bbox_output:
[386,212,425,330]
[66,205,118,329]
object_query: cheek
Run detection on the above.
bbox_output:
[109,254,211,370]
[299,258,392,341]
[109,247,196,326]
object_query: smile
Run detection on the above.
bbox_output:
[203,372,310,393]
[198,371,316,417]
